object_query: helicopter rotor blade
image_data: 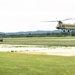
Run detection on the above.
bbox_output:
[42,21,56,22]
[61,18,75,21]
[42,20,59,22]
[41,18,75,22]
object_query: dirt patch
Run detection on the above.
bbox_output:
[0,44,75,56]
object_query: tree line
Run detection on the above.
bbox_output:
[0,31,75,38]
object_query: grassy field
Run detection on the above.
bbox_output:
[0,37,75,75]
[0,52,75,75]
[1,37,75,46]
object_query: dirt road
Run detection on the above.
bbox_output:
[0,44,75,56]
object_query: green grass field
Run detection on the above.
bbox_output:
[0,37,75,75]
[1,37,75,46]
[0,52,75,75]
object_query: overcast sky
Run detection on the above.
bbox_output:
[0,0,75,32]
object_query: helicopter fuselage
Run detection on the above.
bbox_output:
[56,22,75,30]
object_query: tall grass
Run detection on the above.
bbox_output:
[0,37,75,46]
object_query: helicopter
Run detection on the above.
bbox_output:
[43,18,75,32]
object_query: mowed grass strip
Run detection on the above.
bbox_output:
[1,37,75,46]
[0,52,75,75]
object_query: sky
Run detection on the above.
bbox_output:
[0,0,75,32]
